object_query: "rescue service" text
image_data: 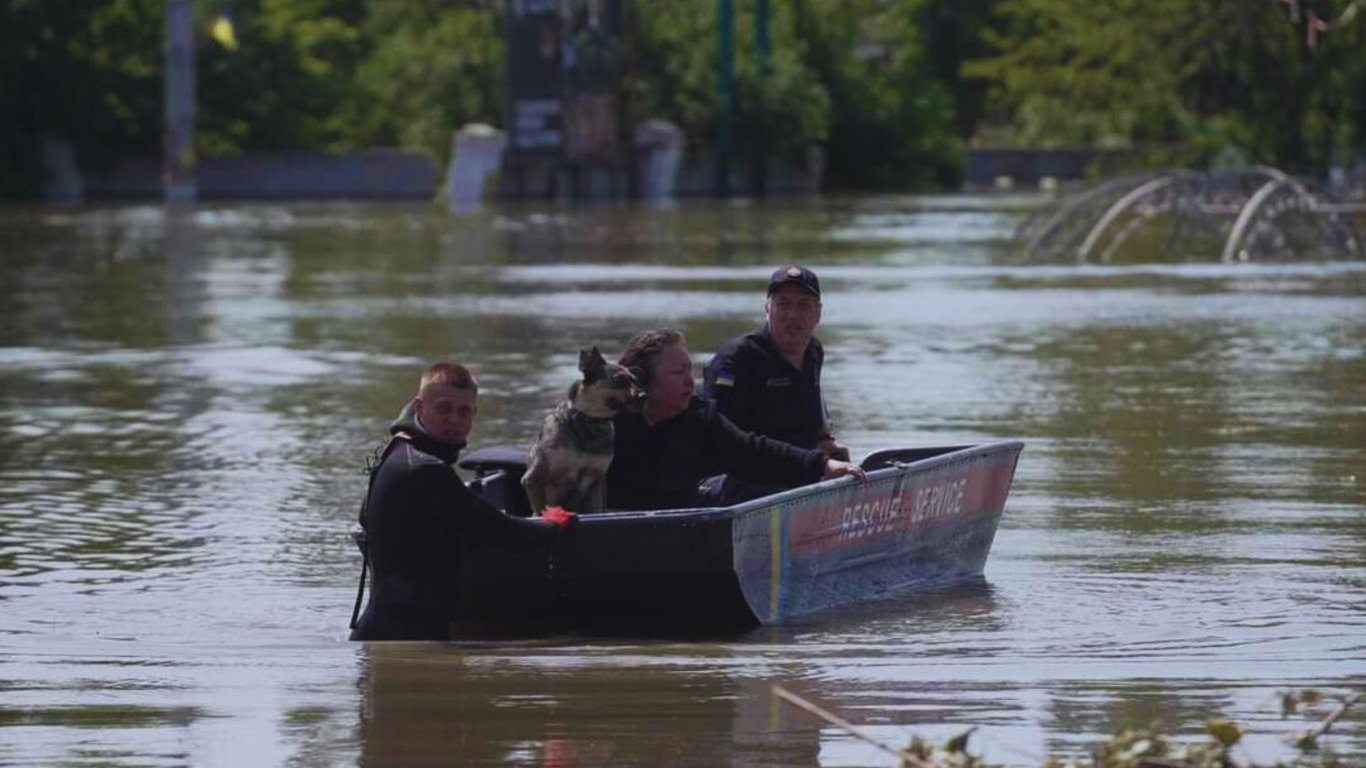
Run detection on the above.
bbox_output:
[838,477,967,542]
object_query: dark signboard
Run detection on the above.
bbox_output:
[505,0,624,163]
[561,0,624,163]
[506,0,563,153]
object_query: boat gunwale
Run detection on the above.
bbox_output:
[575,439,1026,526]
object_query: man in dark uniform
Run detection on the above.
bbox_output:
[702,265,851,503]
[350,362,574,641]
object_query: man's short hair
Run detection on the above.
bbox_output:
[419,362,478,393]
[618,329,685,390]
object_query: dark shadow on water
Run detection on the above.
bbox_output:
[443,577,1001,647]
[355,643,822,767]
[446,623,762,645]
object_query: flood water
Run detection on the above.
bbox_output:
[1,197,1362,766]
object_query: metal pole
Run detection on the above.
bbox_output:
[752,0,770,195]
[755,0,770,70]
[715,0,734,197]
[164,0,197,203]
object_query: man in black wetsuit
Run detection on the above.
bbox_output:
[701,265,851,503]
[350,363,574,641]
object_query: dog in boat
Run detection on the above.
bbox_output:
[522,346,641,515]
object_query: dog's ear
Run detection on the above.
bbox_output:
[579,346,607,375]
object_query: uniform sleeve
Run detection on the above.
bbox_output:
[704,345,757,432]
[414,464,558,549]
[702,406,825,488]
[814,342,833,436]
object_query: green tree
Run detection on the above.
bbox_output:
[793,0,962,189]
[630,0,830,161]
[0,0,991,198]
[197,0,366,155]
[0,0,367,197]
[339,2,504,164]
[919,0,999,139]
[968,0,1366,174]
[0,0,162,197]
[631,0,960,190]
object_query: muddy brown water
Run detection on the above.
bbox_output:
[1,197,1362,766]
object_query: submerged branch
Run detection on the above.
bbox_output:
[771,683,1362,767]
[1297,691,1361,748]
[771,684,929,767]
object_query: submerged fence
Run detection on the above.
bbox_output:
[1018,167,1366,261]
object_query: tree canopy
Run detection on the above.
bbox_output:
[967,0,1366,174]
[1,0,1363,198]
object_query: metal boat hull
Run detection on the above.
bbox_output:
[454,441,1023,635]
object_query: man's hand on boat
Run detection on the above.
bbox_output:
[822,459,866,482]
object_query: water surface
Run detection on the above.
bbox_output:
[1,196,1362,766]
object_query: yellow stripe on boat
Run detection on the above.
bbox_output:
[769,504,783,622]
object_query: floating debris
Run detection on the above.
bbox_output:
[771,684,1360,767]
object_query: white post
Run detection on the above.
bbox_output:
[635,119,683,201]
[41,138,84,204]
[445,124,508,212]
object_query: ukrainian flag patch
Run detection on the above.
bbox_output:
[714,368,735,387]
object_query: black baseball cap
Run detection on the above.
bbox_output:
[767,264,820,297]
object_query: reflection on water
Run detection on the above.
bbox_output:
[1,198,1362,765]
[358,644,822,767]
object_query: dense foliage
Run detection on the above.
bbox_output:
[197,0,366,156]
[345,3,504,160]
[1,0,163,196]
[631,1,830,161]
[2,0,1364,198]
[968,0,1366,174]
[790,0,962,188]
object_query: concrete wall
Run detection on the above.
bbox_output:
[83,150,438,201]
[79,146,1138,200]
[966,148,1131,186]
[673,148,825,198]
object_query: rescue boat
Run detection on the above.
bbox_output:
[443,441,1023,635]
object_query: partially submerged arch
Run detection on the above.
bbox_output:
[1019,168,1365,262]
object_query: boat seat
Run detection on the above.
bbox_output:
[461,445,535,518]
[860,446,967,472]
[460,444,530,476]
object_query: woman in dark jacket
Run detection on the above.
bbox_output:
[605,329,864,511]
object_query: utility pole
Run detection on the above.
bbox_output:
[752,0,770,195]
[164,0,197,203]
[715,0,735,196]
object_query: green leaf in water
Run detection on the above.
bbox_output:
[1206,718,1242,747]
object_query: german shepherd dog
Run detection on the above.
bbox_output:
[522,347,640,514]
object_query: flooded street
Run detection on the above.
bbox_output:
[1,196,1363,766]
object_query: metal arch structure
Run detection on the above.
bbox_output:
[1076,173,1186,261]
[1219,177,1300,261]
[1019,167,1366,262]
[1217,170,1329,261]
[1017,173,1154,258]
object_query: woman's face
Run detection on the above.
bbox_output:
[644,343,694,422]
